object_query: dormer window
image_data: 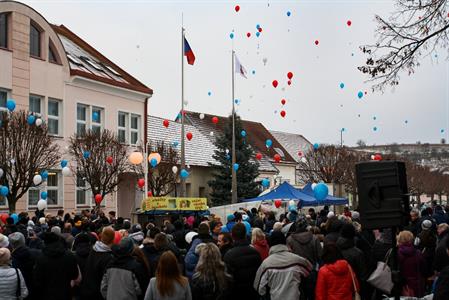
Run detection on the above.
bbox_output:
[48,40,60,64]
[0,13,8,49]
[30,22,41,57]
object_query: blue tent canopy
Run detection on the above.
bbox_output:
[301,183,349,206]
[242,182,318,206]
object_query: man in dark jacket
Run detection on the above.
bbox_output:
[80,227,114,300]
[434,223,449,272]
[433,206,449,225]
[434,236,449,300]
[224,222,262,300]
[9,232,40,300]
[33,232,79,300]
[406,209,422,236]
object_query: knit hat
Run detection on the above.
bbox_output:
[185,231,198,244]
[0,248,11,265]
[131,224,142,233]
[27,220,35,227]
[39,217,46,225]
[351,211,360,220]
[269,231,286,247]
[242,214,249,222]
[273,222,283,231]
[112,237,134,257]
[0,233,9,248]
[422,220,432,231]
[227,214,235,222]
[327,211,335,218]
[51,226,62,236]
[341,223,356,239]
[8,232,25,249]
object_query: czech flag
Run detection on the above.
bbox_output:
[184,38,195,65]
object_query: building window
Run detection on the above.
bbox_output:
[48,99,61,136]
[30,23,41,57]
[28,186,39,206]
[118,112,128,143]
[130,114,140,145]
[48,40,59,63]
[92,107,102,134]
[29,95,42,114]
[76,176,91,206]
[77,104,87,136]
[0,89,7,109]
[28,171,62,207]
[0,13,7,49]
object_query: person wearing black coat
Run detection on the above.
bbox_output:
[434,237,449,300]
[434,225,449,272]
[172,220,188,250]
[79,227,115,300]
[224,223,262,300]
[33,232,79,300]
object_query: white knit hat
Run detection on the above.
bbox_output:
[0,233,9,248]
[185,231,198,244]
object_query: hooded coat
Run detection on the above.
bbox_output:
[336,237,369,282]
[315,260,358,300]
[184,234,214,278]
[287,231,322,267]
[33,235,79,300]
[398,243,427,297]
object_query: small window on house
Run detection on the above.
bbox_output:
[130,114,140,145]
[274,147,285,158]
[48,99,61,136]
[76,175,90,206]
[46,171,62,206]
[77,104,87,136]
[0,89,7,109]
[104,65,121,77]
[30,23,41,57]
[48,41,59,63]
[29,95,42,114]
[118,112,128,143]
[67,54,82,65]
[81,56,103,71]
[0,13,8,49]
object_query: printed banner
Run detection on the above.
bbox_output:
[141,197,208,211]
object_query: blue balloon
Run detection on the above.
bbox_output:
[405,120,408,124]
[441,129,445,133]
[373,126,378,132]
[241,130,246,137]
[357,91,363,99]
[341,128,345,132]
[208,91,211,96]
[150,158,158,168]
[233,163,239,171]
[172,141,179,147]
[92,112,99,121]
[288,204,296,212]
[373,116,377,120]
[256,24,260,29]
[41,191,48,200]
[180,169,189,179]
[256,32,260,37]
[27,115,36,125]
[83,151,90,159]
[61,159,68,168]
[314,183,328,201]
[261,178,270,188]
[313,143,320,150]
[252,70,256,75]
[265,139,273,148]
[0,186,8,196]
[226,154,231,160]
[41,170,48,180]
[287,11,291,17]
[6,99,16,112]
[11,213,18,225]
[230,33,234,39]
[339,83,345,89]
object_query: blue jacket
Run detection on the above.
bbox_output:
[184,234,214,279]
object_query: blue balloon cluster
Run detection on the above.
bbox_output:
[27,115,36,125]
[233,163,239,171]
[265,139,272,148]
[61,160,68,168]
[0,186,8,196]
[41,170,49,180]
[41,191,48,200]
[261,178,270,188]
[314,183,328,201]
[357,91,364,99]
[241,130,246,137]
[150,158,158,168]
[180,169,189,179]
[6,99,16,112]
[83,151,90,159]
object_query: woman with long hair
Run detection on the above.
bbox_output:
[191,243,232,300]
[144,251,191,300]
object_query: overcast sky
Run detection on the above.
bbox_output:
[21,0,449,147]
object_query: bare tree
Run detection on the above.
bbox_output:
[340,150,371,208]
[0,111,60,212]
[359,0,449,91]
[356,139,367,147]
[68,129,130,208]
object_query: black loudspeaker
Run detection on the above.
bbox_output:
[356,161,410,230]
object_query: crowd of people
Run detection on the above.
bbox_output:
[0,203,449,300]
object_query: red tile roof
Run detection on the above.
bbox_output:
[52,24,153,95]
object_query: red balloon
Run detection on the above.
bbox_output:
[163,119,169,128]
[212,116,219,124]
[0,213,9,224]
[280,110,286,118]
[247,32,251,38]
[137,178,145,188]
[281,99,286,105]
[147,191,153,197]
[235,5,240,12]
[373,154,382,161]
[347,20,352,26]
[94,194,103,205]
[274,199,282,208]
[256,153,262,160]
[287,72,293,79]
[106,156,113,164]
[272,80,278,88]
[186,132,193,141]
[287,80,292,86]
[315,40,319,45]
[298,151,303,157]
[258,27,262,33]
[274,154,281,163]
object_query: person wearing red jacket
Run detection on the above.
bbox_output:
[315,243,359,300]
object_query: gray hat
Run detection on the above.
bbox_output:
[51,226,62,236]
[8,232,25,249]
[422,220,432,230]
[0,233,9,248]
[112,237,135,256]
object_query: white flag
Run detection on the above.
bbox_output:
[234,54,247,79]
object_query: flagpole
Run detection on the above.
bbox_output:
[180,26,186,198]
[231,50,237,204]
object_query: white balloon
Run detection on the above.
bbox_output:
[225,149,229,154]
[199,113,205,120]
[37,199,47,210]
[35,118,43,126]
[0,168,3,178]
[289,200,295,206]
[311,183,317,190]
[62,167,71,176]
[172,166,178,174]
[210,131,214,136]
[33,175,42,185]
